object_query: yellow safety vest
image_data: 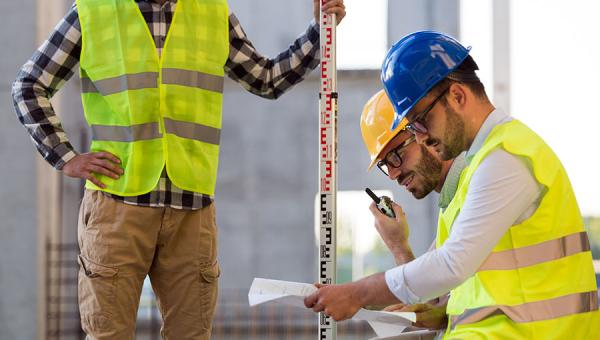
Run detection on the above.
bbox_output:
[436,120,599,339]
[77,0,229,196]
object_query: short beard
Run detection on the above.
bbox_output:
[411,144,442,199]
[438,104,466,161]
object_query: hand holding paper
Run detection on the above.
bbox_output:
[248,278,416,338]
[304,281,364,321]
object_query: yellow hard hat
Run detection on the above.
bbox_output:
[360,90,409,171]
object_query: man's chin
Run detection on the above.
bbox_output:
[409,182,437,199]
[410,188,427,199]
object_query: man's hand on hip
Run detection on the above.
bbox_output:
[62,152,123,188]
[313,0,346,25]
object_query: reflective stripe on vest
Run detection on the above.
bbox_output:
[162,68,224,93]
[164,118,221,145]
[91,119,221,145]
[81,72,158,95]
[81,69,224,96]
[450,290,598,329]
[478,231,591,271]
[91,122,161,142]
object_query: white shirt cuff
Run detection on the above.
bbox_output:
[385,265,420,304]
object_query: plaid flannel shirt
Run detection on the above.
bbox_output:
[12,0,320,209]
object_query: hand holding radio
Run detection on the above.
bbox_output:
[365,188,395,218]
[365,188,413,264]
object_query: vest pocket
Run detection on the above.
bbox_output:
[77,255,119,333]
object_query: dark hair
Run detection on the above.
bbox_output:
[430,55,488,100]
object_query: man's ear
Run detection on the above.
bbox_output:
[448,83,468,109]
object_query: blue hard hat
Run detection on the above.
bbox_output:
[381,31,472,130]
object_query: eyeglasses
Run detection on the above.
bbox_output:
[376,135,416,176]
[405,87,450,135]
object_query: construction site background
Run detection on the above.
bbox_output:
[0,1,598,339]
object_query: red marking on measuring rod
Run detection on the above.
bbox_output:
[318,0,337,339]
[322,60,329,77]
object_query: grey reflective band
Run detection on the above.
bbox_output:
[81,69,223,95]
[163,118,221,145]
[450,291,598,329]
[81,72,159,95]
[91,122,162,142]
[478,232,591,271]
[162,68,224,93]
[80,77,97,93]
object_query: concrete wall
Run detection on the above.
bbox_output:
[0,1,38,339]
[217,0,460,289]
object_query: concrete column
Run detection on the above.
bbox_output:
[35,2,66,339]
[388,0,460,47]
[492,0,511,112]
[35,1,86,339]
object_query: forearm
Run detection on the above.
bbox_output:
[390,239,434,268]
[225,13,320,99]
[12,64,78,170]
[353,272,403,307]
[12,4,82,169]
[388,240,415,266]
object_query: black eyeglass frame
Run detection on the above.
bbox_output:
[405,86,451,135]
[376,135,417,176]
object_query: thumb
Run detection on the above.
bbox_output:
[383,303,405,312]
[399,303,431,313]
[390,202,406,218]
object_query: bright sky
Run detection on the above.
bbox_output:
[337,0,387,69]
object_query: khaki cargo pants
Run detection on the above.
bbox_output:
[77,189,220,339]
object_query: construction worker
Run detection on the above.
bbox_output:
[361,89,466,332]
[361,89,465,263]
[12,0,345,339]
[305,31,600,339]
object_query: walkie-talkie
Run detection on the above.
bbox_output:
[365,188,396,218]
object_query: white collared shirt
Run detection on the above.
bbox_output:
[385,109,543,303]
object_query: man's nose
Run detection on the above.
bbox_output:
[388,166,402,181]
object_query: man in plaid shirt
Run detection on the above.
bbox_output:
[12,0,345,338]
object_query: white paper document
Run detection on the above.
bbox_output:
[354,308,416,337]
[248,278,416,338]
[248,277,318,307]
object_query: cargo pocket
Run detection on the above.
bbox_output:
[78,255,118,333]
[198,261,221,330]
[200,261,220,283]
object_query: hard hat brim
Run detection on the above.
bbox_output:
[367,117,409,171]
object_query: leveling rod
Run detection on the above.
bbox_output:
[318,1,337,339]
